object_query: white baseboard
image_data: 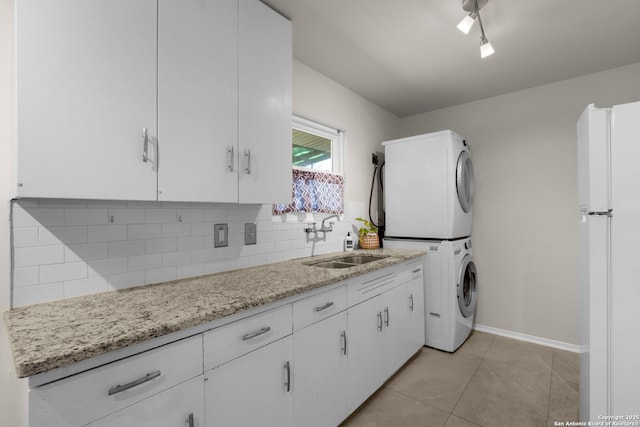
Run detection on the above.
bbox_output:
[473,324,581,353]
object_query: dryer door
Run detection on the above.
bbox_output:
[456,150,474,213]
[457,254,477,318]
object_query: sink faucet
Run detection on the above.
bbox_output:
[320,214,340,232]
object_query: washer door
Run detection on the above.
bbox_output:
[456,150,475,213]
[457,254,478,318]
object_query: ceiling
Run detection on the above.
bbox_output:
[262,0,640,117]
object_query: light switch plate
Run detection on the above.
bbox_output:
[214,224,228,247]
[245,223,257,245]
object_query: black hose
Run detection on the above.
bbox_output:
[368,161,385,231]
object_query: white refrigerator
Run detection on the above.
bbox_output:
[577,102,640,420]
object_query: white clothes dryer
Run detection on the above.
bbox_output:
[384,237,478,352]
[383,130,474,240]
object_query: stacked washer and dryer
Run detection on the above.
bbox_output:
[382,130,478,352]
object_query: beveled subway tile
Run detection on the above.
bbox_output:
[386,348,482,412]
[342,388,449,427]
[444,414,482,427]
[453,358,551,427]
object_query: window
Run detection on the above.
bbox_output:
[273,116,344,216]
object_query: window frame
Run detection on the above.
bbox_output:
[273,115,345,222]
[292,115,343,175]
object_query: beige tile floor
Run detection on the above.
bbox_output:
[341,331,579,427]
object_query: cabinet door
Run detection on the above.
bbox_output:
[86,376,204,427]
[15,0,158,200]
[293,311,348,427]
[205,336,294,427]
[347,296,385,412]
[157,0,238,202]
[238,0,292,204]
[384,278,425,375]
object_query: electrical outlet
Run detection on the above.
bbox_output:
[245,223,257,245]
[214,224,228,247]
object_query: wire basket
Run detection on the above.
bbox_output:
[359,233,380,249]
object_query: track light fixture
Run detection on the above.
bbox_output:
[457,0,494,58]
[456,11,477,34]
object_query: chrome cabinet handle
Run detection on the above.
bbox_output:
[377,312,383,332]
[142,128,149,163]
[186,413,194,427]
[284,361,291,392]
[227,146,234,172]
[244,149,251,175]
[384,307,390,327]
[314,301,334,312]
[412,268,421,274]
[409,294,414,311]
[141,127,155,165]
[341,330,347,356]
[242,326,271,341]
[108,370,161,396]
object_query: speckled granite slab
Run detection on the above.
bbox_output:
[4,249,424,378]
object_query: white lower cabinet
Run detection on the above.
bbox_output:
[347,294,387,412]
[25,258,425,427]
[293,311,349,427]
[391,276,426,368]
[86,375,204,427]
[29,335,203,427]
[348,264,425,412]
[204,336,294,427]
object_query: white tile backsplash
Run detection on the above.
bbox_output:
[10,200,352,307]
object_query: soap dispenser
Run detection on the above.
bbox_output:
[344,232,354,251]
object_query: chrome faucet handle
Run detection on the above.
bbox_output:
[304,223,317,234]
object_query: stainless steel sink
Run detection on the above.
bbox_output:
[334,255,388,265]
[309,261,357,269]
[306,255,388,268]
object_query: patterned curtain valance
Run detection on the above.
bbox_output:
[273,169,344,215]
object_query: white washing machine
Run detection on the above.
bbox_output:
[384,237,478,352]
[383,130,474,240]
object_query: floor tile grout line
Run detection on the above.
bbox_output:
[546,348,557,425]
[446,332,497,427]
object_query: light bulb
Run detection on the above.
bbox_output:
[457,12,477,34]
[480,37,494,58]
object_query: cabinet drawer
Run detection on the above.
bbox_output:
[86,375,204,426]
[204,304,292,370]
[347,270,398,307]
[29,335,203,427]
[293,284,347,331]
[396,258,425,284]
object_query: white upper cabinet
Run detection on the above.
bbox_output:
[14,0,292,204]
[238,0,292,204]
[15,0,158,200]
[157,0,238,203]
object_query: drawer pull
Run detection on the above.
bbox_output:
[242,326,271,341]
[412,268,421,274]
[108,370,161,396]
[384,307,390,327]
[377,312,383,332]
[284,361,291,392]
[187,413,194,427]
[409,294,414,311]
[314,301,335,312]
[341,330,347,356]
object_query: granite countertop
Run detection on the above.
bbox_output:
[4,248,424,378]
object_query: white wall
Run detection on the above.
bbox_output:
[293,60,400,222]
[398,62,640,346]
[1,0,28,425]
